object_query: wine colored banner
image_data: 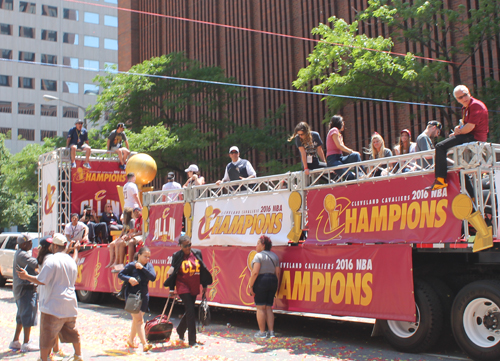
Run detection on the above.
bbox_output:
[76,244,415,321]
[144,203,184,247]
[306,172,461,245]
[42,161,58,236]
[71,160,126,217]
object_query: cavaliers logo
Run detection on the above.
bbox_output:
[237,250,258,305]
[95,190,106,201]
[72,167,88,184]
[315,194,351,241]
[197,206,222,240]
[44,184,56,215]
[162,207,170,219]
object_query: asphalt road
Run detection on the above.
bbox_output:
[0,284,470,361]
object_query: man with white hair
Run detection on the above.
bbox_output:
[426,85,488,190]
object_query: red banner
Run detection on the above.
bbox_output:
[145,203,184,247]
[76,244,415,321]
[305,172,461,245]
[71,160,126,216]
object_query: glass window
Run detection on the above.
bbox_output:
[19,26,35,38]
[0,101,12,113]
[41,130,57,140]
[42,5,57,17]
[104,0,118,4]
[18,129,35,141]
[41,104,56,117]
[63,33,78,45]
[63,8,78,21]
[41,29,57,42]
[19,2,36,14]
[19,51,35,61]
[84,12,99,24]
[41,79,57,91]
[1,23,12,35]
[104,15,118,27]
[104,38,118,50]
[0,0,13,10]
[63,81,78,94]
[63,106,78,118]
[18,76,34,89]
[1,49,12,59]
[84,36,99,48]
[84,84,99,95]
[0,127,12,139]
[0,75,12,87]
[83,59,99,71]
[18,102,34,115]
[104,62,118,73]
[63,57,78,69]
[41,54,57,64]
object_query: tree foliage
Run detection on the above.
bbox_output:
[293,0,500,139]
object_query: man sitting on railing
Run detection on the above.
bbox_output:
[426,85,489,191]
[66,119,91,169]
[216,146,256,186]
[107,123,130,170]
[416,120,442,168]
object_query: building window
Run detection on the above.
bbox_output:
[1,49,12,59]
[19,51,35,62]
[63,81,78,94]
[41,79,57,91]
[63,57,78,69]
[0,101,12,113]
[41,130,57,140]
[19,2,36,14]
[83,59,99,71]
[41,54,57,64]
[104,15,117,27]
[63,33,78,45]
[104,39,118,50]
[41,104,56,117]
[104,62,118,73]
[18,128,35,141]
[0,127,12,139]
[63,8,78,21]
[1,23,12,35]
[41,5,57,17]
[104,0,118,4]
[41,29,57,42]
[63,106,79,118]
[84,84,99,95]
[18,77,34,89]
[84,12,99,24]
[0,75,12,87]
[19,26,35,38]
[18,102,34,115]
[0,0,13,10]
[84,36,99,48]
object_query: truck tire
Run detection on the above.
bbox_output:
[0,273,6,287]
[380,280,443,353]
[451,280,500,361]
[76,289,102,304]
[425,277,455,342]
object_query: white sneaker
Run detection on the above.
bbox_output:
[9,340,22,349]
[21,341,39,352]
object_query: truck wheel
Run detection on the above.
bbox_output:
[0,273,6,287]
[380,280,443,353]
[425,277,455,342]
[451,280,500,361]
[76,289,102,304]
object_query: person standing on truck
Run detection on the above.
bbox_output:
[183,164,205,188]
[215,146,256,185]
[288,122,327,175]
[248,235,280,339]
[161,172,182,201]
[67,119,91,169]
[17,233,83,361]
[107,123,130,171]
[10,235,39,352]
[65,213,89,244]
[123,173,142,210]
[163,236,213,347]
[427,85,489,191]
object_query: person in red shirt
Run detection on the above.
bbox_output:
[427,85,489,190]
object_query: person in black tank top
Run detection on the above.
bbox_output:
[216,146,257,186]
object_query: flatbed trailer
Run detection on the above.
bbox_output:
[39,143,500,360]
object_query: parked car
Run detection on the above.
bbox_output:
[0,232,39,287]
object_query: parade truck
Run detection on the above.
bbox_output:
[39,143,500,361]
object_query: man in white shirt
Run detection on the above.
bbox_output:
[216,146,256,185]
[65,213,89,243]
[123,172,142,209]
[17,233,83,361]
[161,172,182,201]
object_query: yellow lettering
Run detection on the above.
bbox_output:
[356,207,369,233]
[388,204,401,230]
[407,202,420,230]
[218,216,231,234]
[261,213,276,234]
[311,272,325,302]
[434,199,448,228]
[361,273,373,306]
[273,213,283,234]
[419,200,436,228]
[228,216,245,234]
[292,271,311,301]
[242,215,254,233]
[345,209,357,233]
[330,272,345,304]
[323,272,331,303]
[212,216,223,234]
[252,214,266,234]
[400,203,408,229]
[345,273,362,305]
[369,205,387,232]
[277,270,292,299]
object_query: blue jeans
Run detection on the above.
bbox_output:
[327,153,362,180]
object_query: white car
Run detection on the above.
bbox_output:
[0,232,38,287]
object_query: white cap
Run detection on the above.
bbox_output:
[185,164,199,172]
[52,233,68,246]
[229,146,239,153]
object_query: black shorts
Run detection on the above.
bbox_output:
[253,273,278,306]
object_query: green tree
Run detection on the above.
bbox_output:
[293,0,500,140]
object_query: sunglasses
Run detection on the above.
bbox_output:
[181,242,192,248]
[297,132,305,136]
[456,93,469,100]
[230,151,238,154]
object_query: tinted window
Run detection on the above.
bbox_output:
[0,23,12,35]
[0,0,13,10]
[41,29,57,42]
[41,54,57,64]
[19,51,35,61]
[63,8,78,21]
[42,5,57,17]
[0,101,12,113]
[63,57,78,69]
[0,75,12,87]
[18,77,34,89]
[18,128,35,141]
[19,26,35,38]
[63,33,78,45]
[41,79,57,91]
[18,102,35,115]
[63,106,79,118]
[19,2,36,14]
[1,49,12,59]
[41,104,57,117]
[84,84,99,95]
[5,236,18,250]
[0,235,7,247]
[63,81,78,94]
[41,130,57,140]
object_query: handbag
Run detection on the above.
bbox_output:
[115,281,127,301]
[124,291,142,314]
[198,292,211,327]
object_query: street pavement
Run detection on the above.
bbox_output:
[0,285,469,361]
